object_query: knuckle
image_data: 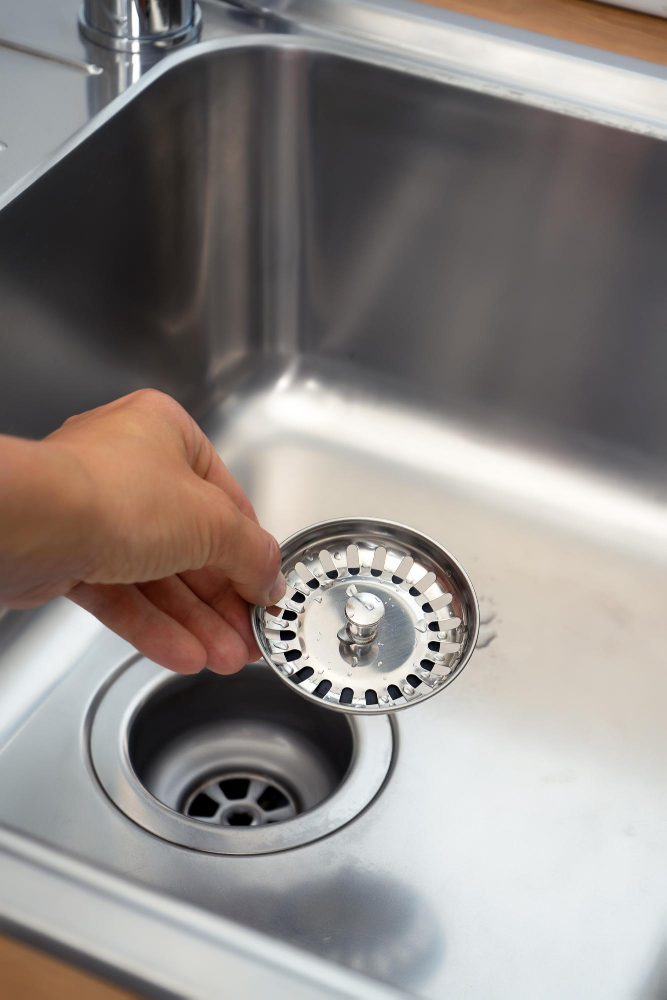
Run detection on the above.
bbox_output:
[62,410,86,428]
[130,388,175,411]
[128,389,187,425]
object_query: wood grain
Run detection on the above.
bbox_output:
[0,934,138,1000]
[419,0,667,67]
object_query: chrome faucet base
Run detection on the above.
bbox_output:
[79,1,201,53]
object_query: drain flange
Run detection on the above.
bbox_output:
[89,659,393,855]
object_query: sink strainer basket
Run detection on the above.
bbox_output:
[252,518,479,715]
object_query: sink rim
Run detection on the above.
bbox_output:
[6,16,667,213]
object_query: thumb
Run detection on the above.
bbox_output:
[201,482,285,606]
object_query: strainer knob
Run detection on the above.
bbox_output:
[343,587,385,644]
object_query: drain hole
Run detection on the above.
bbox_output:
[280,630,296,641]
[123,664,374,852]
[365,689,378,706]
[291,592,306,604]
[284,649,302,662]
[257,786,290,812]
[307,578,320,589]
[409,586,420,597]
[422,602,433,614]
[406,673,422,689]
[326,570,338,579]
[428,641,440,652]
[186,770,301,829]
[349,567,360,575]
[428,621,440,631]
[188,793,218,818]
[391,575,403,584]
[220,777,249,800]
[227,809,254,826]
[340,687,354,704]
[282,609,298,621]
[313,679,332,699]
[387,684,402,701]
[371,568,382,577]
[420,659,434,672]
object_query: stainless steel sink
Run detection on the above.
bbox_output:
[2,14,667,1000]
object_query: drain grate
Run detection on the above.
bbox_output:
[184,772,299,827]
[253,518,479,715]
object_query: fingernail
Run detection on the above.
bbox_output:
[268,572,286,605]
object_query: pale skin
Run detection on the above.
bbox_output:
[0,389,286,674]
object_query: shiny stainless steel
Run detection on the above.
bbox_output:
[79,0,202,52]
[2,2,667,998]
[344,588,385,643]
[253,518,479,715]
[90,659,393,854]
[0,825,403,1000]
[8,0,667,200]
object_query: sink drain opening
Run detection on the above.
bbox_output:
[185,772,299,826]
[89,660,394,855]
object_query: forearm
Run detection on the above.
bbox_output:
[0,435,97,606]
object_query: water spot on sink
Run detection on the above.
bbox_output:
[0,141,8,153]
[479,597,497,625]
[477,626,497,649]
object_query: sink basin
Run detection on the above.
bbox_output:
[1,32,667,1000]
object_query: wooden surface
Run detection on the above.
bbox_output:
[420,0,667,67]
[1,3,663,995]
[0,934,137,1000]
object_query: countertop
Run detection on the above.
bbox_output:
[0,935,135,1000]
[420,0,667,66]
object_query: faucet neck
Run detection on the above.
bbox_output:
[80,0,201,52]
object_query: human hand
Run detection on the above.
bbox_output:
[0,390,285,673]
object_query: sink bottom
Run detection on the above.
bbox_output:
[1,352,666,997]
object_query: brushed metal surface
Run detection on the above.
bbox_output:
[1,23,667,1000]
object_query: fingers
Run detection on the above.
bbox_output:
[137,576,248,674]
[179,567,262,661]
[183,420,284,608]
[69,582,207,674]
[198,481,285,607]
[70,576,251,675]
